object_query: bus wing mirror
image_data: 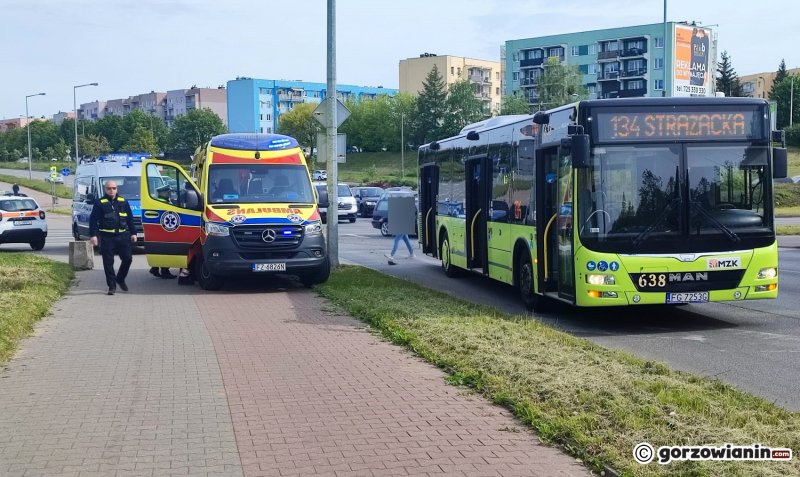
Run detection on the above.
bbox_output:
[559,138,571,157]
[773,147,788,179]
[566,135,591,168]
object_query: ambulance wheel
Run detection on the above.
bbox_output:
[300,255,331,287]
[196,255,224,291]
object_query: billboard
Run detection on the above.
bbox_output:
[673,25,712,97]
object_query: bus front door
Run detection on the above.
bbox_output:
[465,156,491,273]
[420,163,439,257]
[536,147,560,294]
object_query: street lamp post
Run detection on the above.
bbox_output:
[25,93,46,180]
[401,112,404,180]
[791,77,795,127]
[74,83,98,167]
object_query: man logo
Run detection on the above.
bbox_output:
[160,211,180,232]
[261,229,276,243]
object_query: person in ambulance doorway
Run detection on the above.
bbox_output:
[90,180,137,295]
[149,185,177,279]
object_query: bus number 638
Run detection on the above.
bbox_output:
[639,274,666,288]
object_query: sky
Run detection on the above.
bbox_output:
[2,0,798,120]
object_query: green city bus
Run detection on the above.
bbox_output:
[417,97,788,310]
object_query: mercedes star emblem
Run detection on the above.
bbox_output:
[262,229,276,243]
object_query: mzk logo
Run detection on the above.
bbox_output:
[708,257,741,269]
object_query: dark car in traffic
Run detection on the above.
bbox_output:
[371,193,418,237]
[352,187,384,217]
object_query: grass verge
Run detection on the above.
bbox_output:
[0,253,74,364]
[313,151,418,186]
[777,226,800,236]
[0,174,72,199]
[316,266,800,476]
[45,207,71,215]
[777,206,800,217]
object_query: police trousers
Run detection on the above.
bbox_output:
[100,233,132,288]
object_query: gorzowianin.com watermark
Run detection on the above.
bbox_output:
[634,442,793,465]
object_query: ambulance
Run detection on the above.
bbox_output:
[139,133,329,290]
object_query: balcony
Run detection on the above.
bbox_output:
[598,50,620,61]
[619,88,648,98]
[597,70,620,81]
[519,77,540,87]
[185,98,196,110]
[469,74,492,85]
[278,94,304,102]
[621,68,647,78]
[520,57,545,68]
[597,91,619,99]
[621,47,648,58]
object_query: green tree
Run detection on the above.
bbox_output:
[118,109,168,153]
[440,79,484,138]
[93,115,124,151]
[44,139,69,161]
[771,59,789,98]
[122,126,159,156]
[277,102,322,149]
[716,51,744,97]
[499,94,531,115]
[168,108,227,154]
[414,65,447,144]
[27,120,60,159]
[392,92,418,150]
[78,134,111,158]
[770,76,800,129]
[535,57,588,110]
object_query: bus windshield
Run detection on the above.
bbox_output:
[208,164,314,204]
[577,144,771,252]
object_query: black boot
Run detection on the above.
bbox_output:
[150,267,160,278]
[160,268,177,279]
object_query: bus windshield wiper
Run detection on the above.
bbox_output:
[689,201,741,243]
[632,197,681,246]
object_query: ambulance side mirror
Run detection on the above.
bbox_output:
[184,189,200,210]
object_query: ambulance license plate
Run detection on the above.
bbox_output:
[136,233,144,239]
[666,292,708,303]
[253,263,286,272]
[14,220,32,226]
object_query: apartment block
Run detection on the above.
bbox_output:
[740,67,800,99]
[399,53,502,115]
[0,117,34,132]
[78,101,107,121]
[506,22,716,108]
[52,111,76,126]
[165,87,227,127]
[226,78,397,134]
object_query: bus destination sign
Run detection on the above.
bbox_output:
[596,110,761,142]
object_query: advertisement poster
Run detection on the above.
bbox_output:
[673,25,712,97]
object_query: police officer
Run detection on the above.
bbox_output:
[149,185,176,279]
[90,180,137,295]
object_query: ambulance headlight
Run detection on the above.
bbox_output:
[205,222,230,236]
[304,222,322,236]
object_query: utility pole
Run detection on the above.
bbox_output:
[662,0,667,97]
[791,77,795,127]
[325,0,339,267]
[25,93,46,180]
[401,112,404,180]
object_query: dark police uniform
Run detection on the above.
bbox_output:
[89,194,136,292]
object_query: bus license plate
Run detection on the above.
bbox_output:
[666,292,709,303]
[253,263,286,272]
[13,220,32,226]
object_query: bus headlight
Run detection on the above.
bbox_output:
[757,268,777,279]
[304,222,322,236]
[205,222,230,236]
[586,274,615,285]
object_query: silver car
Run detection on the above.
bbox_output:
[45,174,65,184]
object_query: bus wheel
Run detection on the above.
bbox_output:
[300,255,331,287]
[196,254,224,291]
[440,232,460,278]
[518,252,544,312]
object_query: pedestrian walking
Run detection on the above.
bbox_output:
[90,180,137,295]
[149,185,176,279]
[384,233,416,262]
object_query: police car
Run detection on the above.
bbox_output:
[0,192,48,250]
[72,153,150,243]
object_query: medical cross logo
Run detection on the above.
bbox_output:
[161,211,180,232]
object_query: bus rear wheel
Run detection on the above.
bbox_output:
[440,232,461,278]
[518,252,545,312]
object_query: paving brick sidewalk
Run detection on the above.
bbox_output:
[0,266,588,477]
